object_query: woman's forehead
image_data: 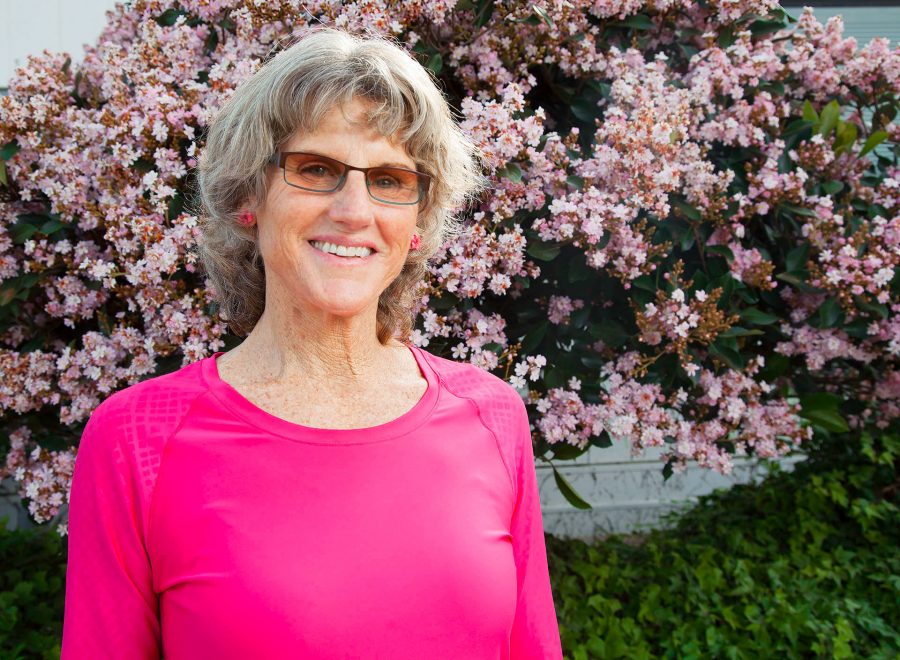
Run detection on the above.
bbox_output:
[283,106,415,166]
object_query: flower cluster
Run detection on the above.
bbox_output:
[0,0,897,527]
[633,262,738,367]
[1,426,75,526]
[529,350,811,475]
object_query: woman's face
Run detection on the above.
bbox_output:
[254,98,420,323]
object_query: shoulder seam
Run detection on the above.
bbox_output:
[145,387,210,566]
[435,371,518,503]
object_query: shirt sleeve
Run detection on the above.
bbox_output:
[508,394,564,660]
[61,403,162,659]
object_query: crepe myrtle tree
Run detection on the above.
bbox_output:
[0,0,897,530]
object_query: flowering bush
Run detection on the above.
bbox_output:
[0,0,898,529]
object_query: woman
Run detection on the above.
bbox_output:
[62,27,563,659]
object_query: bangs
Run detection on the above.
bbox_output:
[269,55,430,169]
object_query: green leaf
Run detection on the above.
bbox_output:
[156,8,188,26]
[0,139,20,161]
[662,460,674,481]
[749,19,786,36]
[532,4,554,28]
[740,307,779,325]
[567,254,593,283]
[526,239,561,261]
[621,13,654,30]
[0,284,16,306]
[429,291,460,311]
[552,465,592,509]
[833,121,857,155]
[673,199,701,221]
[814,297,843,328]
[707,245,735,262]
[719,326,764,338]
[570,304,591,329]
[818,100,840,137]
[551,443,584,460]
[571,97,598,123]
[204,26,219,53]
[521,320,549,354]
[855,296,888,320]
[39,217,65,235]
[759,353,789,380]
[10,220,40,244]
[785,244,809,273]
[680,227,696,251]
[759,80,785,96]
[799,393,849,433]
[590,319,629,348]
[821,180,844,195]
[709,340,745,371]
[717,27,735,48]
[860,130,888,156]
[779,203,817,218]
[632,275,656,292]
[474,0,494,27]
[566,175,584,190]
[783,118,814,138]
[802,100,818,123]
[0,161,6,187]
[776,272,819,293]
[425,52,443,75]
[497,162,523,183]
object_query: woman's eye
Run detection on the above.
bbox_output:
[299,164,333,178]
[372,176,401,189]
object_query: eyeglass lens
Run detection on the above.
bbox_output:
[282,153,425,204]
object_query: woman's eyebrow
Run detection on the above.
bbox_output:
[378,161,418,170]
[294,149,416,170]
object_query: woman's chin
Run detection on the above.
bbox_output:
[306,292,379,318]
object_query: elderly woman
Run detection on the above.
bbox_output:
[61,27,562,659]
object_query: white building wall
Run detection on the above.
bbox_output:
[0,0,116,88]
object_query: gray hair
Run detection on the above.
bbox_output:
[194,27,486,343]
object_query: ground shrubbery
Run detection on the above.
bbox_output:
[0,519,64,660]
[547,430,900,659]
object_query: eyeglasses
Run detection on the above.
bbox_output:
[269,151,432,205]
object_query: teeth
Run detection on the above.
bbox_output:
[310,241,373,258]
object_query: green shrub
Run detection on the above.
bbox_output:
[0,521,65,660]
[547,430,900,659]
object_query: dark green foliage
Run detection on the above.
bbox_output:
[547,431,900,659]
[0,521,65,659]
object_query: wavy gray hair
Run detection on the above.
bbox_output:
[194,27,485,344]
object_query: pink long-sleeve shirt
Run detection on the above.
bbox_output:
[61,343,563,659]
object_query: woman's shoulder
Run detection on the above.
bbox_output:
[85,356,211,439]
[75,357,214,500]
[415,345,527,421]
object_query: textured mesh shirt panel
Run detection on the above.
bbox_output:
[61,344,563,660]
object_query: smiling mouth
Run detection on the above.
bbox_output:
[308,240,376,259]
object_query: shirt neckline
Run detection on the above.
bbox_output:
[201,343,440,445]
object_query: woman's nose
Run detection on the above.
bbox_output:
[328,171,375,224]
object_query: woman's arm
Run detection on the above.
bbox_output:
[61,404,161,659]
[509,395,564,660]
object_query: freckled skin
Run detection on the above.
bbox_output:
[216,97,426,423]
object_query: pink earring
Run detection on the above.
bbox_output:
[238,211,255,226]
[409,233,421,250]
